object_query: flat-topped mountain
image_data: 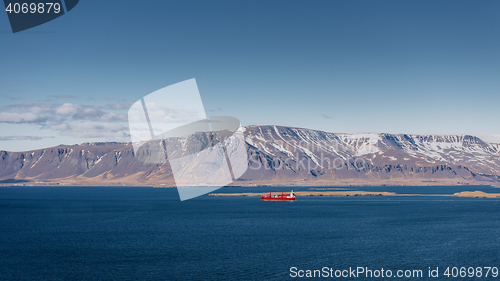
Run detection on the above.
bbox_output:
[1,125,499,187]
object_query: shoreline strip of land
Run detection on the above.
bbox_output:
[209,191,500,198]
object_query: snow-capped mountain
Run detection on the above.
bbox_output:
[1,125,499,187]
[241,126,500,186]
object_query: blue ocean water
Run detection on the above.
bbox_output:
[1,186,499,280]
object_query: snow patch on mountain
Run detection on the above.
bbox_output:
[336,133,381,156]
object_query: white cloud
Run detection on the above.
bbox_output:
[0,102,131,139]
[58,122,129,138]
[0,136,55,141]
[0,102,128,124]
[0,112,40,123]
[107,103,133,110]
[49,123,70,130]
[144,102,201,124]
[55,103,79,114]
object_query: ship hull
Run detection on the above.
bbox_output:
[260,197,295,201]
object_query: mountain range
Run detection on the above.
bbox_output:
[1,125,499,187]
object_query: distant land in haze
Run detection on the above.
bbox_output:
[1,125,499,187]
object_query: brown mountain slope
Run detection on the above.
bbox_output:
[1,126,499,187]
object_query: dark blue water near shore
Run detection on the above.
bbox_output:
[1,186,500,280]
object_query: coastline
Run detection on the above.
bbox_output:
[210,190,500,198]
[1,178,499,188]
[2,181,500,198]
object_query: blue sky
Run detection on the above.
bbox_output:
[1,0,499,151]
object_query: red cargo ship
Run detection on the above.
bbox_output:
[260,190,295,201]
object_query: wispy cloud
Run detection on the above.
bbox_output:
[321,114,332,119]
[49,94,81,99]
[0,136,55,141]
[0,103,128,124]
[8,96,23,100]
[106,103,133,110]
[207,106,223,112]
[103,97,127,102]
[0,112,45,123]
[0,102,131,139]
[1,95,23,100]
[54,122,129,138]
